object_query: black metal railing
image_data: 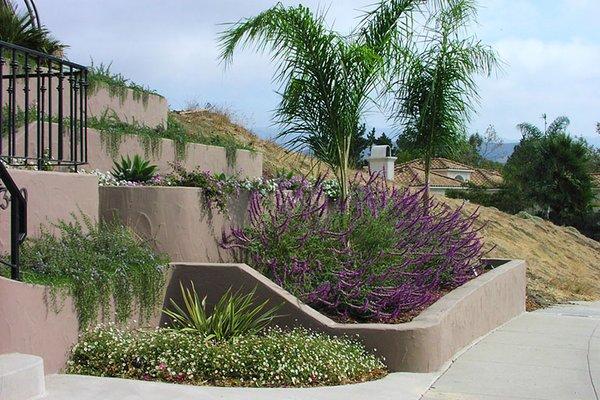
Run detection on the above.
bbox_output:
[0,40,88,169]
[0,161,27,280]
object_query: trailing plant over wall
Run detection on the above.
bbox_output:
[87,62,160,107]
[89,112,189,159]
[192,130,256,167]
[90,112,254,164]
[68,325,386,387]
[1,104,37,137]
[222,173,486,322]
[3,215,169,328]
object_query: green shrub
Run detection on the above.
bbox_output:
[67,325,386,387]
[4,216,169,328]
[163,283,280,341]
[112,154,158,183]
[446,184,529,215]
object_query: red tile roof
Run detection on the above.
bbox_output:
[393,158,503,189]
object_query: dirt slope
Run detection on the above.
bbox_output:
[176,109,600,307]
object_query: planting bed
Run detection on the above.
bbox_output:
[164,259,526,372]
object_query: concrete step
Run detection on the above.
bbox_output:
[0,353,45,400]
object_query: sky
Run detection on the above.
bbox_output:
[38,0,600,146]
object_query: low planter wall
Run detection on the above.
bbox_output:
[87,86,168,129]
[0,169,99,254]
[164,259,527,372]
[99,186,250,263]
[0,259,525,374]
[86,128,263,178]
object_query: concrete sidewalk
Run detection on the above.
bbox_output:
[423,302,600,400]
[44,370,440,400]
[42,302,600,400]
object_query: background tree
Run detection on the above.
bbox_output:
[505,116,594,226]
[459,125,504,170]
[219,1,421,200]
[390,0,499,193]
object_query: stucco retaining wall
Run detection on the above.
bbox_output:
[164,259,527,372]
[99,186,249,263]
[9,123,263,178]
[87,86,168,129]
[0,169,99,253]
[86,128,263,178]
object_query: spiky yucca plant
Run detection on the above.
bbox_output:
[111,154,157,183]
[162,282,280,341]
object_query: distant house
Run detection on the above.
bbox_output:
[392,158,503,195]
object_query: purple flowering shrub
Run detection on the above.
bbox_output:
[222,173,486,322]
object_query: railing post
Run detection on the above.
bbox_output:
[0,40,88,168]
[0,162,27,281]
[10,193,21,280]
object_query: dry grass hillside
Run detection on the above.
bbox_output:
[174,109,600,308]
[442,197,600,308]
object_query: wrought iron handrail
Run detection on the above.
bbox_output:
[0,39,89,168]
[0,162,27,280]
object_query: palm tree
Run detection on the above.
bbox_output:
[0,1,64,55]
[516,115,570,138]
[218,1,422,200]
[390,0,499,196]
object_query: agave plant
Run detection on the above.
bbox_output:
[162,282,280,341]
[111,154,157,183]
[0,1,65,55]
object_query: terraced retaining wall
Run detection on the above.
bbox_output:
[87,86,168,129]
[11,123,263,178]
[99,186,250,263]
[85,127,262,178]
[1,64,168,129]
[164,259,527,373]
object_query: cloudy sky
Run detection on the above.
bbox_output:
[39,0,600,145]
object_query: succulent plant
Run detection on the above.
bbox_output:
[111,154,157,183]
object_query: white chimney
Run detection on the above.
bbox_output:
[367,145,397,181]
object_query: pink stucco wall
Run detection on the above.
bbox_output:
[0,275,163,374]
[86,128,263,178]
[87,86,168,129]
[8,123,263,178]
[0,169,99,254]
[99,186,249,263]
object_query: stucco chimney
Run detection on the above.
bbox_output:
[367,145,397,181]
